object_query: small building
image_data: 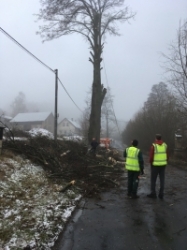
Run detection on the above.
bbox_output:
[10,112,54,133]
[58,118,81,136]
[175,133,183,149]
[0,115,13,127]
[174,132,184,159]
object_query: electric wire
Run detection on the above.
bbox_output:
[0,26,82,113]
[58,77,83,112]
[102,57,121,136]
[0,27,54,73]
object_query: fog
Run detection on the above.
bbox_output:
[0,0,187,125]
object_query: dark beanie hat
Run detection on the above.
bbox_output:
[132,139,138,146]
[155,134,162,140]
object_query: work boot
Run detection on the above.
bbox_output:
[131,194,139,199]
[158,194,163,199]
[147,193,157,198]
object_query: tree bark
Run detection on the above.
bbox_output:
[88,13,107,143]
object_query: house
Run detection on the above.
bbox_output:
[58,118,81,136]
[10,112,54,133]
[0,114,13,127]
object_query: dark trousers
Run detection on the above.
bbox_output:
[90,148,96,157]
[127,170,140,195]
[151,165,166,196]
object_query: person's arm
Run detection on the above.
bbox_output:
[166,144,169,162]
[138,151,144,174]
[123,148,127,158]
[149,145,154,164]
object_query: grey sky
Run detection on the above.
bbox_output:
[0,0,187,124]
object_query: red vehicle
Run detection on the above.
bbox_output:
[100,138,111,149]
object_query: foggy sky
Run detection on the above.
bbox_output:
[0,0,187,125]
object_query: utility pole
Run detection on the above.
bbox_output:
[54,69,58,141]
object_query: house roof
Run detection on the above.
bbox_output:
[10,112,52,123]
[0,115,12,120]
[59,118,81,129]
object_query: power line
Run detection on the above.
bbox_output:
[0,27,54,73]
[0,26,82,113]
[58,77,83,112]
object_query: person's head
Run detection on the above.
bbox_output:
[132,139,138,147]
[155,134,162,140]
[92,137,96,141]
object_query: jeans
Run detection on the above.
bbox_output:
[127,170,140,195]
[151,165,166,196]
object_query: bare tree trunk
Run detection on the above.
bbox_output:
[88,13,106,143]
[88,58,106,143]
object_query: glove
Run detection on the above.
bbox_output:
[141,169,144,175]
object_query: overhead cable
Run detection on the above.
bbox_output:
[58,77,83,112]
[0,26,82,113]
[0,27,54,73]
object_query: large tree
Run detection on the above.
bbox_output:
[36,0,135,142]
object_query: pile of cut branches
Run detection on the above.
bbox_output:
[3,134,125,197]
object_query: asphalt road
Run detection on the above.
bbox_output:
[53,163,187,250]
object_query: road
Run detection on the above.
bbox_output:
[53,163,187,250]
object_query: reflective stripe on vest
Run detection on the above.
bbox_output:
[152,143,167,166]
[125,146,140,171]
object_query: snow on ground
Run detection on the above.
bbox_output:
[61,135,83,141]
[27,128,54,139]
[27,128,83,141]
[0,155,81,250]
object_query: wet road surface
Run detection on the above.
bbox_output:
[53,165,187,250]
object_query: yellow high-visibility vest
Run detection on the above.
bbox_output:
[125,146,140,171]
[152,143,167,166]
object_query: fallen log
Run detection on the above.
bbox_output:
[60,150,71,157]
[103,178,119,186]
[59,180,75,192]
[115,161,125,165]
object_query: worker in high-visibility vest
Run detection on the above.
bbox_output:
[147,134,168,199]
[124,139,144,199]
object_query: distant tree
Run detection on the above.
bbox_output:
[80,87,117,141]
[36,0,135,143]
[0,108,5,116]
[79,98,90,143]
[101,87,116,138]
[162,20,187,116]
[11,92,27,117]
[122,82,178,151]
[27,102,40,113]
[143,82,178,149]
